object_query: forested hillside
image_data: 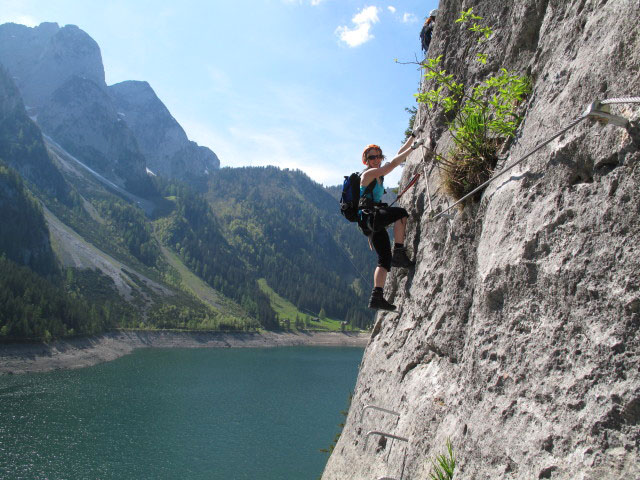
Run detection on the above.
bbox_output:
[0,161,123,339]
[207,166,374,328]
[154,177,278,329]
[0,162,57,275]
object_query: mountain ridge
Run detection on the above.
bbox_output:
[110,80,220,187]
[0,21,220,190]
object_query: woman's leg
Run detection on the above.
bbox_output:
[384,210,414,268]
[368,230,396,310]
[373,207,409,235]
[370,229,392,277]
[373,207,413,267]
[393,216,407,244]
[373,266,387,288]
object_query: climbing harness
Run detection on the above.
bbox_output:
[423,96,640,220]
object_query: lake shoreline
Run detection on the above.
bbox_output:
[0,330,369,375]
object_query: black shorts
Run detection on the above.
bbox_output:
[359,206,408,271]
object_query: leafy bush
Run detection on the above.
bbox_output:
[416,8,531,201]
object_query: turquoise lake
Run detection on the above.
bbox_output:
[0,346,363,479]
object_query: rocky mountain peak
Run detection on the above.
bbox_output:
[0,22,105,108]
[0,21,219,191]
[110,80,220,184]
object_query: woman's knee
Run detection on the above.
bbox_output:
[377,257,392,272]
[389,207,409,222]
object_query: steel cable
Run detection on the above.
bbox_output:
[428,96,639,220]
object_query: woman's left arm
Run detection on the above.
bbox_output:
[396,135,415,156]
[391,132,424,164]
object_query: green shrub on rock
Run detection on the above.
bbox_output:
[416,8,531,202]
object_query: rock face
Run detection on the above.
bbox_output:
[37,75,151,194]
[0,65,69,200]
[323,1,639,479]
[0,22,105,107]
[0,22,218,191]
[109,80,220,185]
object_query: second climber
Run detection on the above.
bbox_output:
[420,9,438,56]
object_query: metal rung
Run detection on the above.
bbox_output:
[365,430,409,449]
[583,101,629,127]
[360,405,401,423]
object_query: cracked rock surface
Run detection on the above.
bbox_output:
[323,1,639,479]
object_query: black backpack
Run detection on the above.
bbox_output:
[339,172,375,222]
[420,23,433,53]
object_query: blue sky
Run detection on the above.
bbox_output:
[1,0,438,186]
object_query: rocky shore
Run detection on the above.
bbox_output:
[0,330,369,375]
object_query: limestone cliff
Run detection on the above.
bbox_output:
[0,65,69,200]
[0,22,218,192]
[323,1,639,479]
[0,23,105,107]
[109,80,220,186]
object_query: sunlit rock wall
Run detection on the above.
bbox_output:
[323,1,639,479]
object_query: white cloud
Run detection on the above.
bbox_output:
[335,6,380,48]
[387,6,396,14]
[402,13,418,23]
[310,0,325,5]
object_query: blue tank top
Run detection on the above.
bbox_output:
[360,178,384,203]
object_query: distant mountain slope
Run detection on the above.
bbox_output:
[0,72,258,339]
[207,166,375,328]
[0,65,69,200]
[110,81,220,187]
[38,75,153,195]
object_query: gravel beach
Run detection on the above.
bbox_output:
[0,330,369,375]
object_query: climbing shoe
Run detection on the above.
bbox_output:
[368,289,397,311]
[391,246,415,268]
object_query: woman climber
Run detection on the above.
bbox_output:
[359,137,420,311]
